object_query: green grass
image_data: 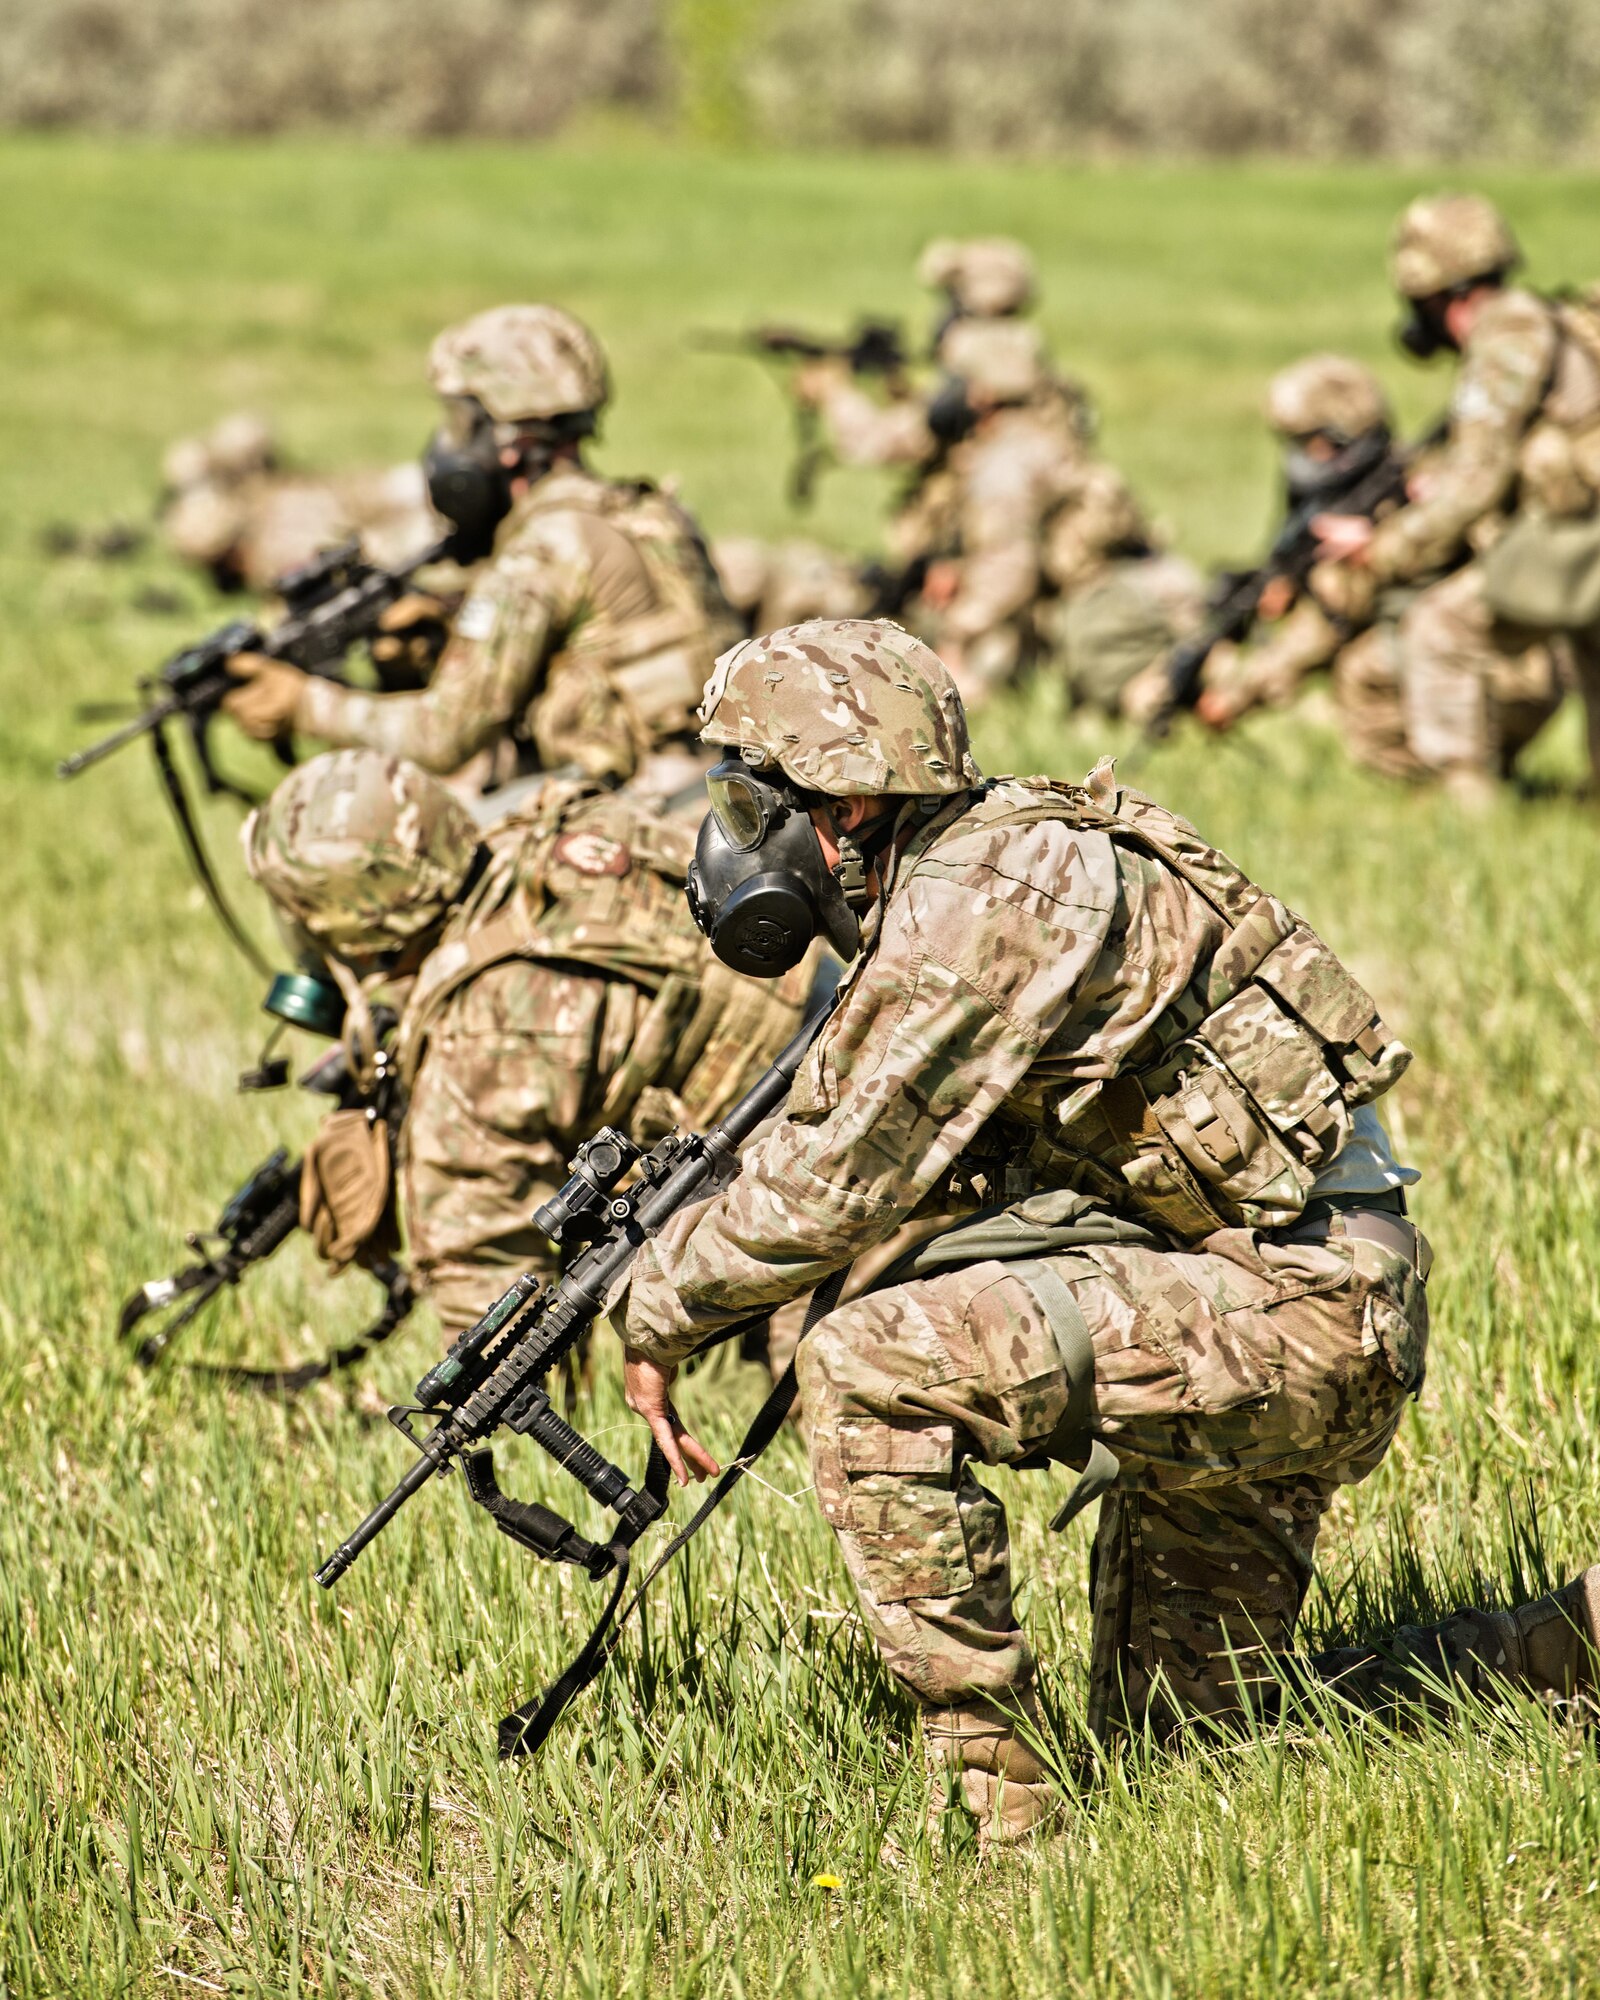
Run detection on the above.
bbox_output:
[5,137,1600,1998]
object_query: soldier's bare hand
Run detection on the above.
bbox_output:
[623,1349,721,1486]
[1195,687,1240,732]
[1312,514,1375,565]
[920,559,961,609]
[1257,574,1296,623]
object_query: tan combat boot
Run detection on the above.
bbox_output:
[922,1689,1060,1854]
[1480,1565,1600,1698]
[1316,1565,1600,1710]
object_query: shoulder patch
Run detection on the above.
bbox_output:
[456,594,500,642]
[551,830,632,878]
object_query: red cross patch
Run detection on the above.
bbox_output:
[551,830,632,878]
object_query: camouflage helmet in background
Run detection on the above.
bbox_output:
[207,411,278,480]
[1389,193,1520,300]
[917,236,1036,317]
[1266,354,1391,443]
[698,618,982,797]
[428,304,610,424]
[243,750,482,961]
[938,318,1049,404]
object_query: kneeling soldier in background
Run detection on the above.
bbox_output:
[244,750,810,1334]
[620,617,1600,1849]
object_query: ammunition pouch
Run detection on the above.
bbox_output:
[918,775,1412,1245]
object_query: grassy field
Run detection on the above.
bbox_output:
[5,138,1600,1999]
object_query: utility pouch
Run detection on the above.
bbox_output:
[300,1110,392,1270]
[1481,509,1600,630]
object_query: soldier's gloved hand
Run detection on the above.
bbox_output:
[622,1348,721,1487]
[370,591,456,690]
[791,358,849,409]
[223,651,309,742]
[1307,559,1376,626]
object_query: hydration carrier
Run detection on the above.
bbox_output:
[397,780,810,1136]
[968,769,1412,1241]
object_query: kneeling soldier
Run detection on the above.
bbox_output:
[244,750,810,1334]
[620,617,1599,1848]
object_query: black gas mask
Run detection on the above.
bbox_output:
[423,397,515,565]
[1396,294,1454,362]
[926,373,979,447]
[1281,424,1392,505]
[686,757,896,977]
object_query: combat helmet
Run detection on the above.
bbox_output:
[243,750,482,962]
[428,304,610,423]
[1390,193,1520,300]
[698,618,982,798]
[1266,354,1391,443]
[917,236,1037,318]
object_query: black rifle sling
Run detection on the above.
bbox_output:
[150,720,274,977]
[497,1264,851,1760]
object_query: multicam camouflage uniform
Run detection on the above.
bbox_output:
[624,618,1598,1841]
[1196,355,1425,774]
[279,308,738,786]
[809,313,1190,706]
[161,412,442,594]
[1329,195,1600,792]
[245,750,809,1334]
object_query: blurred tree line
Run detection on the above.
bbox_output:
[6,0,1598,159]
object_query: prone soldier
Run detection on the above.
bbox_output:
[224,306,739,793]
[162,411,443,599]
[620,617,1600,1847]
[1313,194,1599,802]
[242,750,810,1334]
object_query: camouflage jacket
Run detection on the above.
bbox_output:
[298,464,737,783]
[1370,287,1600,584]
[625,765,1408,1363]
[394,780,810,1328]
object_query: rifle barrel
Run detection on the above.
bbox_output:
[57,691,184,778]
[315,1447,445,1586]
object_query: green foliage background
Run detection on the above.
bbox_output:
[5,141,1600,1997]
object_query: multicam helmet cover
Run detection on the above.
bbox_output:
[698,618,982,798]
[427,304,610,424]
[1390,193,1520,300]
[243,750,481,960]
[1266,353,1391,442]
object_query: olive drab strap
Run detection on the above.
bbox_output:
[1006,1259,1121,1533]
[498,1266,852,1760]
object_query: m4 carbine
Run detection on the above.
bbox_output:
[696,320,908,507]
[1141,435,1417,743]
[314,1001,831,1751]
[57,532,456,972]
[59,532,455,789]
[121,1025,415,1391]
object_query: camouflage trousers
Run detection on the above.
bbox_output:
[1398,563,1566,785]
[796,1216,1428,1738]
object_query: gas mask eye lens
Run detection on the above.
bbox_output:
[706,760,783,852]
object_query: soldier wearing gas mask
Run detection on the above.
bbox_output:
[1311,194,1600,802]
[1192,354,1429,769]
[224,305,738,792]
[242,749,811,1336]
[622,616,1600,1851]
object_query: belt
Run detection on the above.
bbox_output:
[1278,1186,1431,1279]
